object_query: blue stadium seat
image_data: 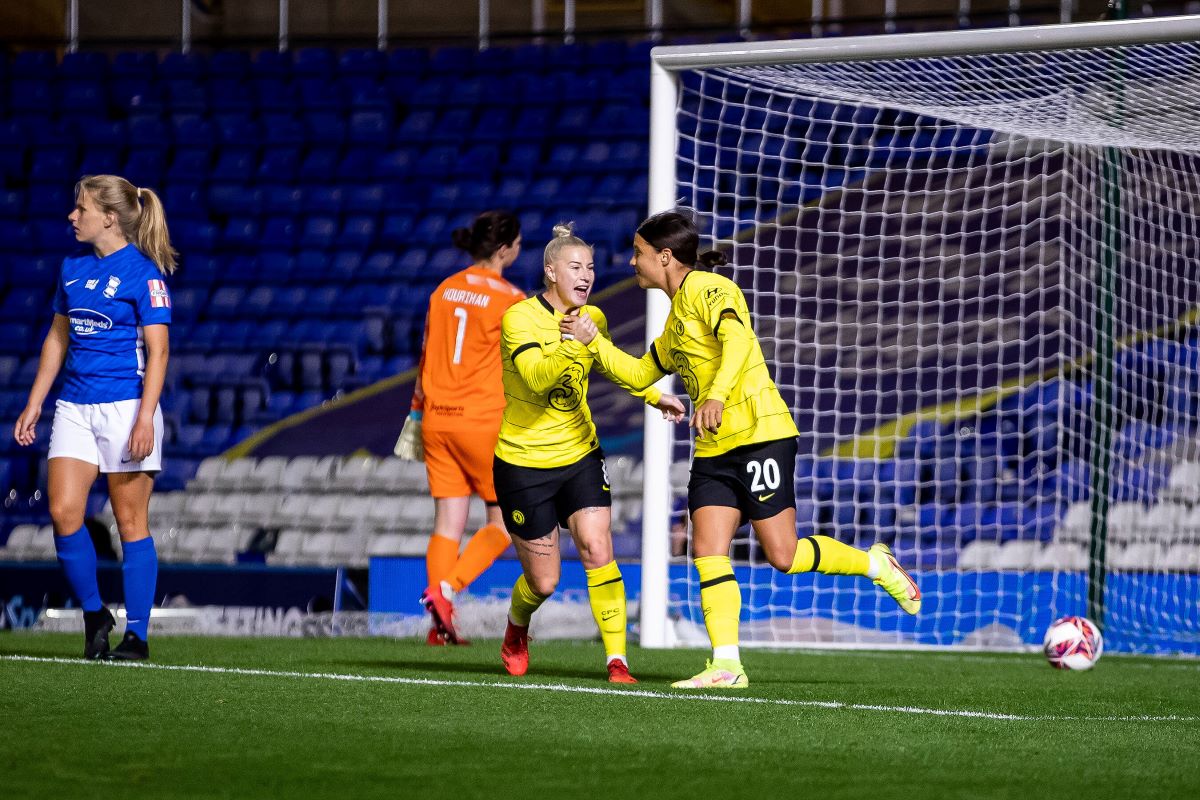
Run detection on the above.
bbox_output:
[337,149,386,182]
[339,48,386,79]
[348,111,390,146]
[222,218,261,250]
[208,50,251,79]
[291,252,327,282]
[0,289,47,324]
[172,221,218,253]
[253,252,290,284]
[270,287,308,318]
[298,350,325,389]
[170,287,208,323]
[329,252,361,282]
[294,47,335,77]
[167,149,210,184]
[160,51,206,80]
[251,50,292,79]
[297,79,343,111]
[359,252,395,280]
[303,186,343,215]
[411,145,460,179]
[239,382,270,424]
[58,83,107,117]
[305,112,346,146]
[30,150,78,184]
[267,390,298,419]
[10,79,53,115]
[213,386,238,424]
[212,151,256,184]
[299,216,338,250]
[258,148,302,184]
[340,216,377,250]
[262,186,303,215]
[59,51,109,79]
[394,249,427,279]
[207,287,245,319]
[386,47,427,77]
[163,184,206,220]
[215,114,261,147]
[300,148,340,181]
[260,217,299,250]
[208,79,254,114]
[375,148,416,182]
[200,424,233,454]
[30,220,73,251]
[0,356,20,388]
[174,424,207,456]
[344,185,384,215]
[164,79,209,112]
[307,286,340,317]
[239,287,275,318]
[187,387,212,424]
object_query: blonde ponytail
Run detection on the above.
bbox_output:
[132,186,178,275]
[75,174,178,275]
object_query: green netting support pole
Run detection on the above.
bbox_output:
[1086,0,1127,629]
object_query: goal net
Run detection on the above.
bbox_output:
[642,17,1200,655]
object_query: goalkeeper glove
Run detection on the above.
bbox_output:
[394,410,424,461]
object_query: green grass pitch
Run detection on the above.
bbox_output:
[3,632,1198,799]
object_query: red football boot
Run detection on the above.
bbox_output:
[421,584,463,645]
[500,620,530,676]
[606,659,637,684]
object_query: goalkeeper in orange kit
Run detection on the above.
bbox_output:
[394,211,526,645]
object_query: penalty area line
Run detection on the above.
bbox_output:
[2,654,1195,724]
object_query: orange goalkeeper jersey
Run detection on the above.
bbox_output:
[417,265,526,433]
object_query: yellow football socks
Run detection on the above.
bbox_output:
[695,555,741,652]
[788,535,871,576]
[585,560,627,662]
[508,573,548,627]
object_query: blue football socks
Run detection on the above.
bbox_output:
[54,526,103,613]
[120,536,158,640]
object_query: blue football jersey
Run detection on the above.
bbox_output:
[53,244,172,404]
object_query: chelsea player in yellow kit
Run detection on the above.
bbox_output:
[564,211,921,689]
[493,223,685,683]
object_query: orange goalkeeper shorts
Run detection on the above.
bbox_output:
[423,428,499,502]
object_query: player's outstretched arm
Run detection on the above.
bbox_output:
[563,312,666,392]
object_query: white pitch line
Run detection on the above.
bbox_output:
[2,654,1196,723]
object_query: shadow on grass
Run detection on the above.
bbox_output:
[329,657,691,683]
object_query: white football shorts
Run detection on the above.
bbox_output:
[47,399,164,473]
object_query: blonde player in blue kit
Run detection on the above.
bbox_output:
[563,211,921,689]
[13,175,176,661]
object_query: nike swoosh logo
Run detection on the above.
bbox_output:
[757,492,775,502]
[602,486,610,492]
[65,279,80,286]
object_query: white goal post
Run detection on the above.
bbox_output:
[641,15,1200,654]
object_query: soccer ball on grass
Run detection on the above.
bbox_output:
[1043,615,1103,670]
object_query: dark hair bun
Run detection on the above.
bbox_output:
[697,250,728,269]
[450,227,473,252]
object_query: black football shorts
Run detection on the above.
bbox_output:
[688,437,798,522]
[493,448,611,540]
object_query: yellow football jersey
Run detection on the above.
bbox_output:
[496,294,660,469]
[587,269,798,457]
